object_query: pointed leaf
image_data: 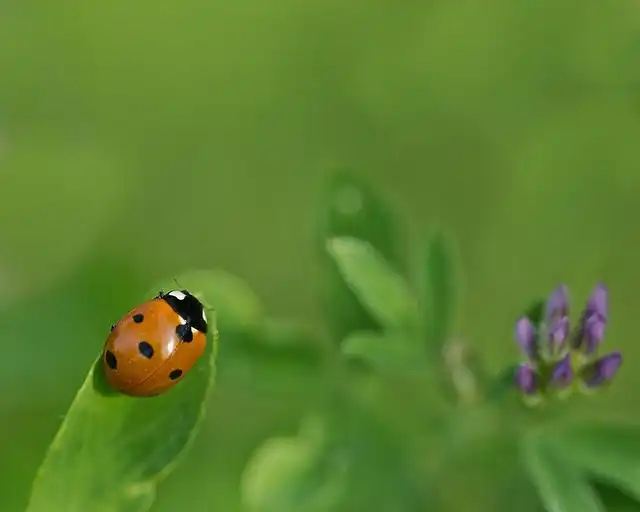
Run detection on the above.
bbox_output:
[318,171,404,342]
[327,237,417,331]
[550,423,640,503]
[422,229,457,352]
[26,271,220,512]
[520,432,605,512]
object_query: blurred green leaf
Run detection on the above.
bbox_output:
[422,229,457,353]
[439,338,488,406]
[341,330,424,373]
[318,171,404,342]
[520,431,604,512]
[327,237,418,332]
[242,394,431,512]
[550,423,640,504]
[26,272,219,512]
[241,416,347,512]
[320,400,429,512]
[594,481,640,512]
[429,417,542,512]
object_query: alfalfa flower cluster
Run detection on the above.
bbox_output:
[514,283,622,404]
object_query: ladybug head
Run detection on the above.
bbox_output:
[162,289,208,334]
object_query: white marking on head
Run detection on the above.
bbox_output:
[178,317,187,325]
[169,290,186,300]
[191,327,197,335]
[201,309,207,323]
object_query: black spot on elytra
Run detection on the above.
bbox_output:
[175,323,193,342]
[161,290,208,334]
[110,324,115,331]
[138,341,154,358]
[132,313,144,323]
[169,369,183,380]
[105,350,117,369]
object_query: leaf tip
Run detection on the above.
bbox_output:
[326,236,361,261]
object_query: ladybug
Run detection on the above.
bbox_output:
[102,289,208,397]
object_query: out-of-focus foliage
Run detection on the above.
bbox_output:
[3,0,640,511]
[328,237,418,332]
[421,230,457,356]
[241,416,347,512]
[319,172,405,343]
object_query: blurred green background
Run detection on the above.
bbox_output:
[2,1,640,510]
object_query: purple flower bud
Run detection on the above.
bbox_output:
[546,285,569,325]
[572,283,609,353]
[515,363,538,395]
[583,314,606,354]
[515,317,537,359]
[548,316,569,353]
[586,283,608,320]
[582,351,622,388]
[550,354,573,389]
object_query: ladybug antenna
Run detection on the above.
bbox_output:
[172,276,186,292]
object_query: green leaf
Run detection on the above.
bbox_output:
[550,423,640,504]
[520,431,605,512]
[422,229,457,352]
[318,171,404,342]
[26,271,220,512]
[341,331,425,373]
[594,482,640,512]
[327,237,417,331]
[241,416,346,512]
[242,406,429,512]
